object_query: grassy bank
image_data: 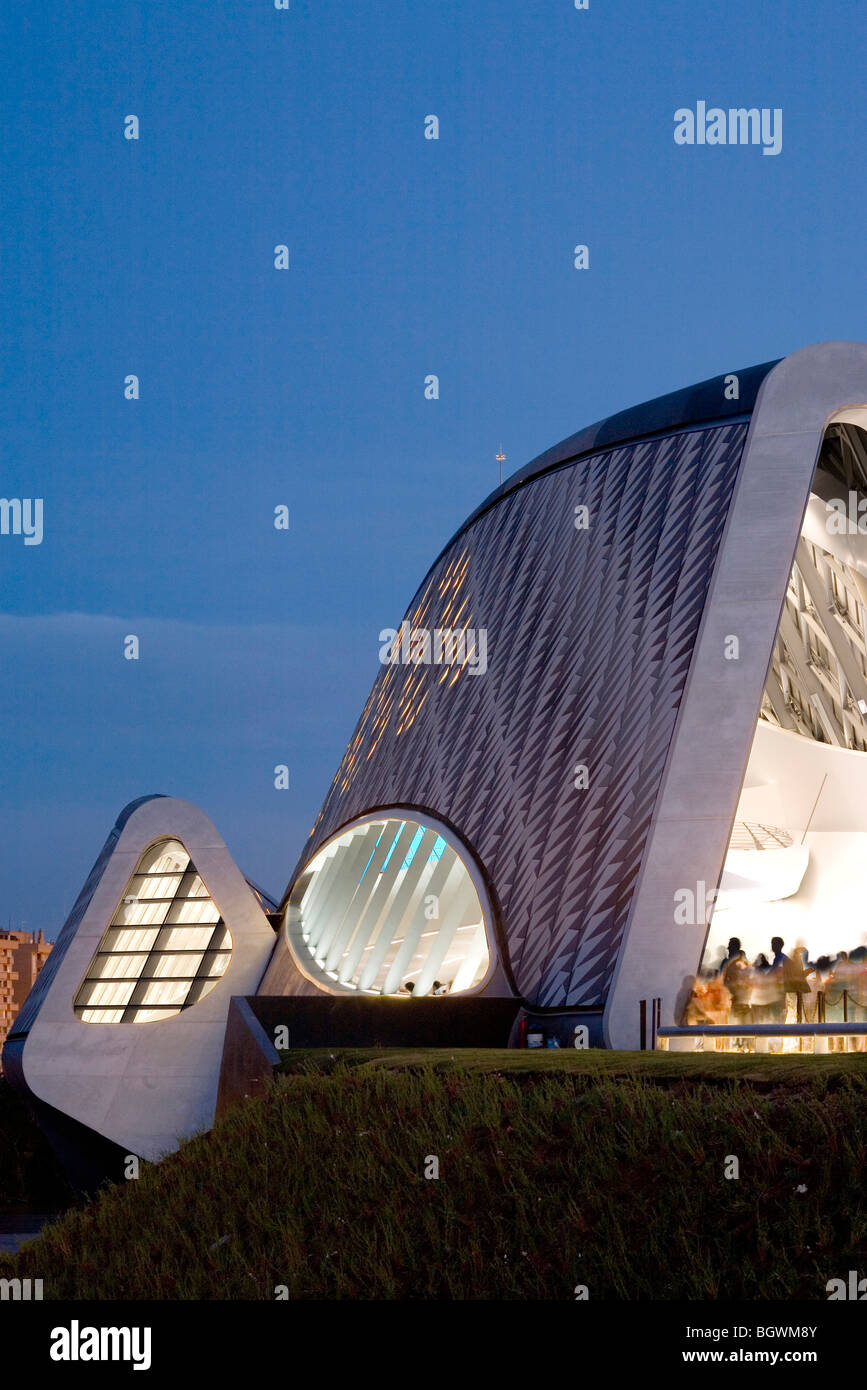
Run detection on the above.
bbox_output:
[2,1049,867,1299]
[275,1045,867,1082]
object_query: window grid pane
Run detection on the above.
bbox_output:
[73,838,233,1024]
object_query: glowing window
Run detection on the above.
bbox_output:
[74,838,233,1024]
[290,813,491,996]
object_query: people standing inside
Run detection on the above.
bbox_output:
[769,936,789,972]
[750,953,783,1052]
[766,937,790,1036]
[782,942,810,1019]
[722,949,751,1028]
[832,951,859,1045]
[822,954,849,1049]
[802,953,830,1024]
[779,944,810,1051]
[684,973,731,1049]
[718,937,742,976]
[847,947,867,1052]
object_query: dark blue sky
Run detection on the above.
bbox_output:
[2,0,864,931]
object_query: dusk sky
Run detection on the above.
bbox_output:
[2,0,865,932]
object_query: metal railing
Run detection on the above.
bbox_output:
[652,989,867,1051]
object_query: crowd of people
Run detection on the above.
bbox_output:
[684,936,867,1046]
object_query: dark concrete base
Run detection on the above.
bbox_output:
[248,993,520,1047]
[216,993,521,1117]
[509,1007,606,1050]
[216,996,282,1118]
[3,1037,130,1194]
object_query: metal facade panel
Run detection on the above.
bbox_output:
[296,422,749,1007]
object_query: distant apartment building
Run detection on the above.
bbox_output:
[0,931,52,1057]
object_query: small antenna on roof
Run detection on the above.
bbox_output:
[496,448,506,486]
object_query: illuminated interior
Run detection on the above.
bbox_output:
[288,813,491,996]
[701,415,867,989]
[73,838,232,1023]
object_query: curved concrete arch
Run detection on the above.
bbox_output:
[604,341,867,1048]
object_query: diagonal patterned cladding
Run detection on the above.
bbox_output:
[298,422,749,1007]
[761,534,867,750]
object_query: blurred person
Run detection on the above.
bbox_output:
[803,954,831,1024]
[779,945,809,1051]
[765,938,790,1025]
[849,950,867,1052]
[770,936,790,972]
[824,953,852,1051]
[782,942,809,1016]
[686,974,731,1051]
[684,974,731,1028]
[718,937,742,975]
[766,937,802,1048]
[808,955,835,1053]
[722,949,752,1026]
[750,954,785,1053]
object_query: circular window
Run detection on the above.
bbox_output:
[288,813,492,996]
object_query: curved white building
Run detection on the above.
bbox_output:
[8,341,867,1182]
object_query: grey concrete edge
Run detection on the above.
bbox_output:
[603,341,867,1049]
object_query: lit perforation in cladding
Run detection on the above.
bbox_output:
[336,549,475,791]
[297,422,749,1008]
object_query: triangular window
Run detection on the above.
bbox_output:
[74,838,233,1024]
